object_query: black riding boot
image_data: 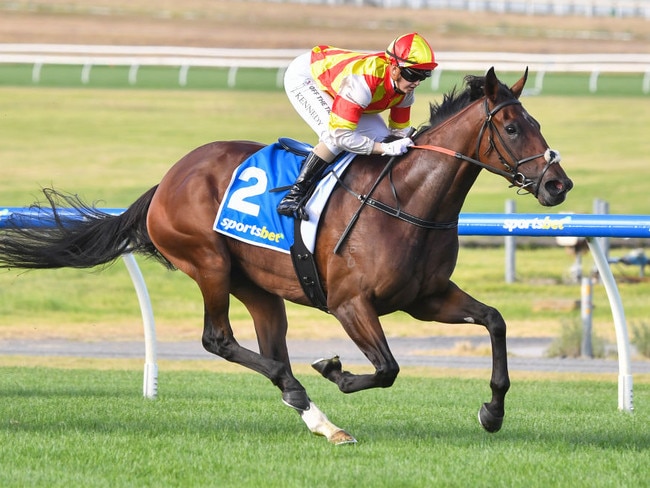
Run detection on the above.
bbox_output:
[277,151,329,220]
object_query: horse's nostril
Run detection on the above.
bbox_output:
[565,178,574,192]
[545,178,573,196]
[545,180,560,195]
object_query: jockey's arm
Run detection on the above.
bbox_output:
[328,76,414,155]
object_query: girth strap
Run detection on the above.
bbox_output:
[290,218,329,313]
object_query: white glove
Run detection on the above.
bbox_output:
[381,137,414,156]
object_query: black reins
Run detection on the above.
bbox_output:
[332,95,559,254]
[332,154,458,254]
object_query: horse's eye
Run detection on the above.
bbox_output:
[505,124,517,135]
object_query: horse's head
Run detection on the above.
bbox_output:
[474,67,573,206]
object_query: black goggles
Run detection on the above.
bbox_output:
[399,67,431,83]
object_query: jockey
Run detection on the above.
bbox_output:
[278,32,438,220]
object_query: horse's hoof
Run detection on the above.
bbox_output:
[312,356,342,379]
[281,390,311,411]
[328,429,357,445]
[478,403,504,433]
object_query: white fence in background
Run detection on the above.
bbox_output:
[282,0,650,18]
[1,44,650,93]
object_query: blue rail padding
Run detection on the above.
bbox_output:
[458,213,650,238]
[0,207,125,229]
[2,208,650,238]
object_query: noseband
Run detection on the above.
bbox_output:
[414,97,561,198]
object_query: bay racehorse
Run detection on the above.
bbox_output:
[0,68,572,444]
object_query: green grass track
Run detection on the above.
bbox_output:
[1,367,648,488]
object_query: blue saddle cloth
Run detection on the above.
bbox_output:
[213,141,354,254]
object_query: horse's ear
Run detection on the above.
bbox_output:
[484,67,499,102]
[510,67,529,99]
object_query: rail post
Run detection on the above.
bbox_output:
[504,199,516,283]
[580,276,594,358]
[121,254,158,399]
[586,237,633,412]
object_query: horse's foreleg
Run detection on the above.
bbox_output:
[406,282,510,433]
[314,296,400,393]
[476,306,509,433]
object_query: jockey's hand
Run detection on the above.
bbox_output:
[381,137,414,156]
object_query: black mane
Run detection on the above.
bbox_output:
[417,74,512,133]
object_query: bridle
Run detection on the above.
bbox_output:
[413,97,561,198]
[331,95,562,254]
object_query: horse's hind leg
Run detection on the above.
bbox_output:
[201,294,309,409]
[234,283,356,445]
[228,283,308,407]
[147,202,353,442]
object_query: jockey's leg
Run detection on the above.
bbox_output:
[277,143,333,220]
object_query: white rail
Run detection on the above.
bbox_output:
[1,44,649,93]
[295,0,650,18]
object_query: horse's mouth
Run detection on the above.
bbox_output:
[538,177,574,206]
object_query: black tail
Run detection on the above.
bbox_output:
[0,187,173,270]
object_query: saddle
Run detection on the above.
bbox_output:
[278,137,312,157]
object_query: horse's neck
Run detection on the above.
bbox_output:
[401,103,484,221]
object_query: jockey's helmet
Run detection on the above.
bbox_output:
[385,33,438,72]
